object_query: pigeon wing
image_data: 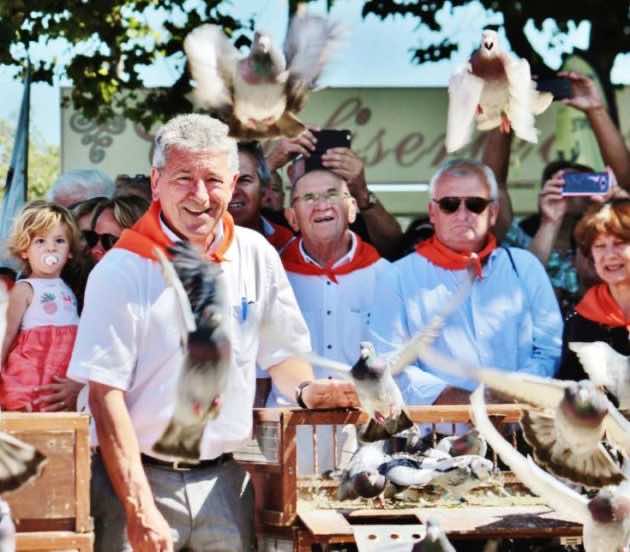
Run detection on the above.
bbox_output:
[470,385,590,524]
[504,57,538,144]
[302,352,352,375]
[154,247,196,346]
[446,65,484,153]
[569,341,630,395]
[389,275,472,376]
[184,24,238,111]
[284,13,344,113]
[477,369,568,409]
[0,432,47,494]
[603,402,630,453]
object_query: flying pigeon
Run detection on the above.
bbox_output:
[418,347,630,488]
[412,519,456,552]
[446,29,553,153]
[304,279,472,442]
[184,9,343,140]
[471,385,630,552]
[152,242,231,462]
[569,341,630,414]
[436,429,487,458]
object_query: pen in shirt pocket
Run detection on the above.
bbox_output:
[241,297,255,321]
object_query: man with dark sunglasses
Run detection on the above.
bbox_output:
[372,159,563,412]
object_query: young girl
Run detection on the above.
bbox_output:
[0,201,82,411]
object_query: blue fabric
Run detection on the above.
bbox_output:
[371,247,563,405]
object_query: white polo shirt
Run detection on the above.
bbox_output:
[68,224,311,460]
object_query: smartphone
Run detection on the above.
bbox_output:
[536,77,573,101]
[562,172,611,196]
[304,129,352,173]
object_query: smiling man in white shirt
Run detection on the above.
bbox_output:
[267,159,391,474]
[68,114,358,552]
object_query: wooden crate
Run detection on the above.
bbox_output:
[237,406,583,551]
[0,413,92,551]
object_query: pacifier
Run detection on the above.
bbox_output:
[42,254,59,267]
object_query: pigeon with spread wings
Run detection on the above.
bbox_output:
[471,385,630,552]
[569,341,630,415]
[419,346,630,488]
[446,29,553,153]
[152,242,231,462]
[184,9,342,140]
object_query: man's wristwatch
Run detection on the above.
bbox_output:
[295,381,311,409]
[358,190,378,211]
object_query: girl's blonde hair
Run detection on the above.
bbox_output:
[8,200,81,273]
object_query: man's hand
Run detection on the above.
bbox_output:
[126,503,174,552]
[559,71,605,114]
[433,386,470,405]
[266,129,318,171]
[33,376,84,411]
[301,379,359,409]
[321,148,370,207]
[538,174,568,225]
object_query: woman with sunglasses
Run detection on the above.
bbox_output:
[86,195,149,262]
[559,200,630,382]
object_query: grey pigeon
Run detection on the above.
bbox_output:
[337,441,389,500]
[0,431,46,494]
[570,341,630,414]
[152,242,231,462]
[412,519,456,552]
[184,8,343,139]
[419,347,630,488]
[446,29,552,153]
[471,385,630,552]
[436,429,487,458]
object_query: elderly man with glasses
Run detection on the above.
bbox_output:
[265,159,391,474]
[372,159,563,408]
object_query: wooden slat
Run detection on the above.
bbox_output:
[299,510,354,537]
[74,423,91,533]
[15,530,93,551]
[0,414,90,432]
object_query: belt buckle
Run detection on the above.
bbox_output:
[172,460,193,471]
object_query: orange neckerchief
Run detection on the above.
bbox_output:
[281,234,381,284]
[575,283,630,330]
[263,219,295,252]
[114,201,234,262]
[415,234,497,279]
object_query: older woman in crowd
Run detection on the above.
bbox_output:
[559,199,630,380]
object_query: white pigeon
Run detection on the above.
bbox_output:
[570,341,630,414]
[446,29,553,153]
[471,385,630,552]
[418,346,630,488]
[184,9,343,139]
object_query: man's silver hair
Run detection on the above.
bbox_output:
[429,159,499,200]
[47,169,114,206]
[152,114,239,173]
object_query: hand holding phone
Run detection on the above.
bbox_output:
[304,129,352,173]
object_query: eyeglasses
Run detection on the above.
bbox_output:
[433,196,493,215]
[82,230,119,251]
[292,189,351,206]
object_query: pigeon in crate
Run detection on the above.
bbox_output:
[184,8,343,140]
[471,384,630,552]
[446,29,553,153]
[436,429,487,458]
[569,341,630,414]
[418,346,630,489]
[152,242,231,462]
[337,441,389,500]
[412,519,456,552]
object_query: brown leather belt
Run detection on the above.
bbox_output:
[140,452,233,471]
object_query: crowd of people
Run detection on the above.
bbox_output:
[1,70,630,551]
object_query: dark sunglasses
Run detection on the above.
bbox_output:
[82,230,119,251]
[433,196,493,215]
